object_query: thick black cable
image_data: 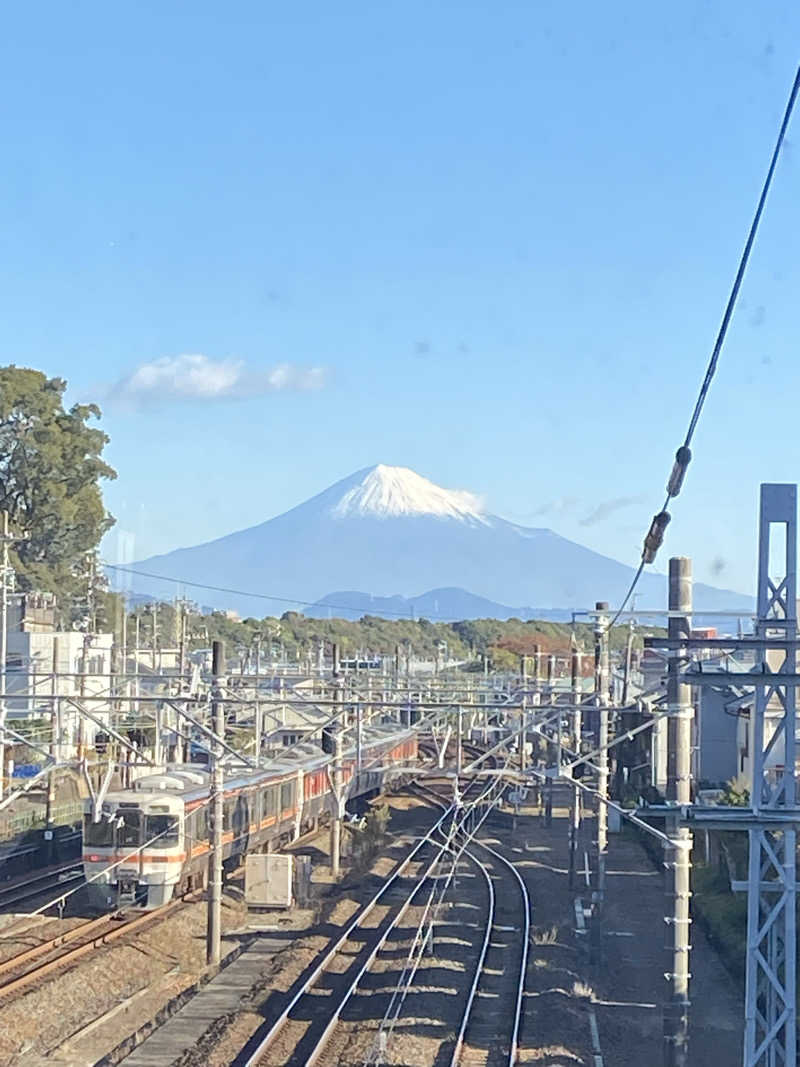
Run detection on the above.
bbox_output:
[609,66,800,630]
[684,66,800,448]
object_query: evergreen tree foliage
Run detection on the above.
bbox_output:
[0,366,116,613]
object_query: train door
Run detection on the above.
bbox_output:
[230,792,249,862]
[116,805,144,903]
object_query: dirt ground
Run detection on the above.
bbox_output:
[493,784,743,1066]
[0,790,438,1067]
[150,787,745,1067]
[0,783,745,1066]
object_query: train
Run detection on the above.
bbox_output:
[82,722,418,909]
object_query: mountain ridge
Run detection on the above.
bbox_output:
[119,464,752,618]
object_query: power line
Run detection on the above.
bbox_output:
[610,65,800,629]
[101,561,527,624]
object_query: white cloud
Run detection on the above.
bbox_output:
[111,354,328,405]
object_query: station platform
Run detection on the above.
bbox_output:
[115,925,294,1067]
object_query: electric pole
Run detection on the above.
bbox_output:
[593,602,610,909]
[0,513,10,799]
[456,705,463,779]
[206,639,225,968]
[545,652,556,826]
[330,645,343,880]
[569,648,582,889]
[664,558,693,1067]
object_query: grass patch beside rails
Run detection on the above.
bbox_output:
[691,863,746,986]
[624,816,747,986]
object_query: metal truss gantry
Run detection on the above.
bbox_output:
[745,483,798,1066]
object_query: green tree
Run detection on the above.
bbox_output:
[0,366,116,610]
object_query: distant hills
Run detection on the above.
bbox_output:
[120,464,754,622]
[307,588,567,622]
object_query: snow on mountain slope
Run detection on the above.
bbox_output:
[123,464,753,618]
[330,464,488,522]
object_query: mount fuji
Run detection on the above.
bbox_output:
[121,464,753,620]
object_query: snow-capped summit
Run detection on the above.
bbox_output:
[125,463,752,619]
[330,464,487,522]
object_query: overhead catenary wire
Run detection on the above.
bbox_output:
[609,65,800,630]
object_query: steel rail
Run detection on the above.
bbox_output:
[364,763,505,1067]
[317,783,502,1067]
[472,838,531,1066]
[0,860,82,909]
[241,803,460,1067]
[0,891,198,999]
[449,848,495,1067]
[244,775,500,1067]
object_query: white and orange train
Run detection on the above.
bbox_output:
[83,723,418,909]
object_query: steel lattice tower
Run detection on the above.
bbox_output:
[745,483,798,1066]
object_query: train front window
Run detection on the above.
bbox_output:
[146,814,179,846]
[84,815,114,848]
[117,810,142,848]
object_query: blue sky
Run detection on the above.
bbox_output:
[1,3,799,598]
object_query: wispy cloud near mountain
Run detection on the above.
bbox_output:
[107,354,327,406]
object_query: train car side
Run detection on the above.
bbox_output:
[82,726,418,909]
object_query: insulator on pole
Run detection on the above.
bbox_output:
[642,511,671,564]
[666,446,692,498]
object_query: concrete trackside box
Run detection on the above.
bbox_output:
[245,854,293,908]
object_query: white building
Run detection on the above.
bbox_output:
[6,630,114,759]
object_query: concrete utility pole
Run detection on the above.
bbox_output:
[546,652,556,826]
[330,646,343,880]
[622,620,635,706]
[456,705,463,779]
[646,486,800,1066]
[177,598,189,681]
[355,696,362,779]
[663,558,693,1067]
[150,603,158,673]
[569,649,582,889]
[593,602,610,907]
[0,513,9,799]
[206,640,225,968]
[45,636,59,862]
[78,635,90,762]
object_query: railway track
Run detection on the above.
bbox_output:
[0,742,446,1008]
[0,892,197,1000]
[241,775,501,1067]
[0,860,83,912]
[410,763,531,1066]
[451,838,530,1067]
